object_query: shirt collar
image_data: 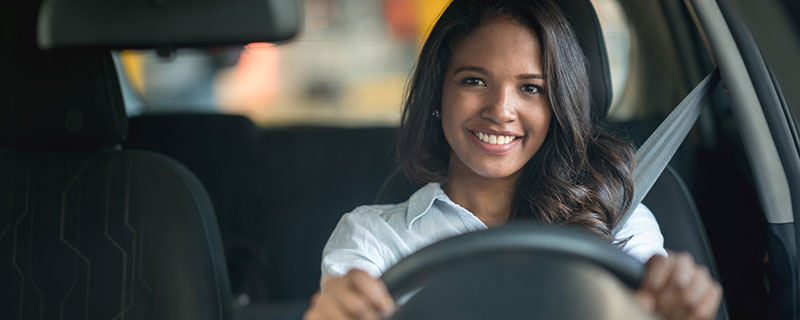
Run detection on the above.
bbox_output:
[406,182,448,228]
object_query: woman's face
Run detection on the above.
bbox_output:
[441,18,552,181]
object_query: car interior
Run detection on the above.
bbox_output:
[1,0,798,319]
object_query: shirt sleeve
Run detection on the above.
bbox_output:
[614,203,668,263]
[320,207,387,286]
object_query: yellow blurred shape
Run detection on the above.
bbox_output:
[119,50,146,95]
[415,0,451,43]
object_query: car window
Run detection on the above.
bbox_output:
[116,0,633,126]
[722,0,800,134]
[592,0,631,118]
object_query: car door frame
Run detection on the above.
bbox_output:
[686,0,800,318]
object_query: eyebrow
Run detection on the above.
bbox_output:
[517,73,544,80]
[453,66,489,75]
[452,66,544,80]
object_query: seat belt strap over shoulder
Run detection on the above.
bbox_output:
[613,69,721,234]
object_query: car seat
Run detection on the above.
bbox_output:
[0,2,233,319]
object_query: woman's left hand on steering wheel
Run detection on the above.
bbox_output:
[633,251,723,320]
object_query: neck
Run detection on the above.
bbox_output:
[443,155,521,227]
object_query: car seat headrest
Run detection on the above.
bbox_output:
[37,0,302,49]
[0,1,126,150]
[559,0,613,119]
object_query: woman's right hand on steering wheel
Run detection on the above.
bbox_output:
[304,269,396,320]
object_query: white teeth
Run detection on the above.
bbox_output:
[473,131,516,145]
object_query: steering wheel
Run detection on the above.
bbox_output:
[380,223,652,320]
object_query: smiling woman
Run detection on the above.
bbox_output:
[305,1,721,320]
[395,1,632,237]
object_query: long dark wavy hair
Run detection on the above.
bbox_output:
[396,0,635,239]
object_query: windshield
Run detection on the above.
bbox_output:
[115,0,634,127]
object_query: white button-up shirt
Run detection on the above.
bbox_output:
[321,182,667,282]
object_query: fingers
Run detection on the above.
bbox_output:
[634,254,672,313]
[656,252,695,317]
[347,269,396,314]
[669,264,710,319]
[333,286,380,319]
[641,254,674,293]
[639,251,723,320]
[691,282,723,320]
[304,269,395,320]
[305,289,351,320]
[684,268,713,307]
[679,275,723,320]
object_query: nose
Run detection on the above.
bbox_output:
[481,85,517,124]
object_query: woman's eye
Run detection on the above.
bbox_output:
[522,84,543,95]
[461,77,486,87]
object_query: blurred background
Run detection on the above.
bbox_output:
[116,0,632,127]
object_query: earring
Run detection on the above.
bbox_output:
[432,110,441,119]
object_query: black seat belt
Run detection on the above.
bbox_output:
[613,69,721,234]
